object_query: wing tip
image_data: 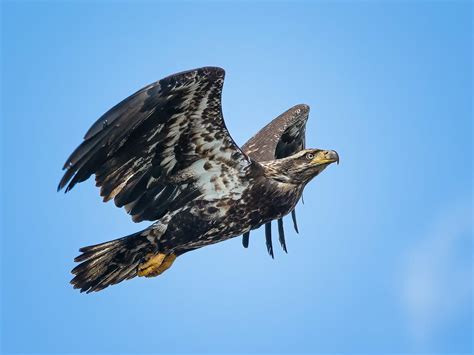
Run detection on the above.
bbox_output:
[265,223,274,259]
[285,104,310,122]
[242,232,250,248]
[57,172,70,192]
[292,103,310,113]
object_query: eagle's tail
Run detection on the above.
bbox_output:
[70,231,176,293]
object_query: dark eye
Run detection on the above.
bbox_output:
[306,153,314,160]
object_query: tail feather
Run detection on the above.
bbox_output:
[71,232,155,293]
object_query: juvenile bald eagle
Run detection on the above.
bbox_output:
[58,67,338,293]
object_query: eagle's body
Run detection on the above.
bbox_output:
[59,67,338,292]
[153,162,302,254]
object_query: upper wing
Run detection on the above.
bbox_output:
[58,67,251,222]
[241,104,309,161]
[241,104,309,255]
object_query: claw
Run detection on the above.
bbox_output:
[138,253,176,277]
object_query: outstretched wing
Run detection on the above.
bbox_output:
[241,104,309,256]
[58,67,251,222]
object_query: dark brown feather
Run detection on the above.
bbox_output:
[59,67,251,223]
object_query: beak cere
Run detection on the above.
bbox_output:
[311,150,340,165]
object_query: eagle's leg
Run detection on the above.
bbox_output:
[137,253,176,278]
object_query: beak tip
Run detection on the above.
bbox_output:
[331,150,339,165]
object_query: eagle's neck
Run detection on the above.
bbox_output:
[259,160,301,186]
[256,160,305,221]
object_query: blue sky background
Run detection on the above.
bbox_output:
[1,1,472,354]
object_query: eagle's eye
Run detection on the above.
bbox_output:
[296,109,301,114]
[306,153,314,160]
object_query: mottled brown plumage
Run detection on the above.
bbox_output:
[59,67,338,293]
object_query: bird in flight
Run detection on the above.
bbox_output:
[58,67,339,293]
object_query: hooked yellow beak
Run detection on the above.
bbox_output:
[311,150,340,165]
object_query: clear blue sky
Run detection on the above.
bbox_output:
[1,1,472,354]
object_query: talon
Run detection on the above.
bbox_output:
[156,254,176,275]
[138,253,176,277]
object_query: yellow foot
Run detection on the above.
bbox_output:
[137,253,176,278]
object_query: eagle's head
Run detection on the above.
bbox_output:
[263,149,339,185]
